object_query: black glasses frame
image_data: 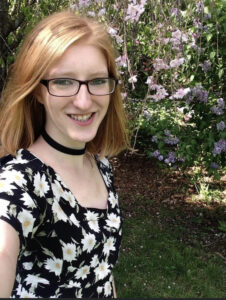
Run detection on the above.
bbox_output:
[40,77,118,97]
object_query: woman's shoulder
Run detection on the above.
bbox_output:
[0,149,45,188]
[95,155,113,172]
[0,149,42,171]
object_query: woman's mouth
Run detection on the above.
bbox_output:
[67,113,95,126]
[69,113,93,121]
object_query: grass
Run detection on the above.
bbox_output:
[114,202,226,298]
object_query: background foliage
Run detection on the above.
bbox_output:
[0,0,225,175]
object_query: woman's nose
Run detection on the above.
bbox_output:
[72,84,93,110]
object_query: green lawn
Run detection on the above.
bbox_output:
[114,203,226,298]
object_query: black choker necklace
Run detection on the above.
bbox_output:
[42,129,86,155]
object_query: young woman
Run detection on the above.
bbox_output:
[0,10,128,298]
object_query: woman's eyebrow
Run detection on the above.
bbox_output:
[48,71,109,78]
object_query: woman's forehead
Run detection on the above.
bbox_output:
[45,43,108,79]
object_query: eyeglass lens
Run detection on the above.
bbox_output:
[49,78,115,96]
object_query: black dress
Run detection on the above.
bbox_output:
[0,149,122,298]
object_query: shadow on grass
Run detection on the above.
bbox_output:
[111,152,226,298]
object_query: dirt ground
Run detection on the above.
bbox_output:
[110,151,226,260]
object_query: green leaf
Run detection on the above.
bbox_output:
[210,51,216,59]
[218,69,224,79]
[190,75,195,82]
[206,34,213,42]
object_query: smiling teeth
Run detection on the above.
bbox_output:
[70,113,92,121]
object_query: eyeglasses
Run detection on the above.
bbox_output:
[40,77,118,97]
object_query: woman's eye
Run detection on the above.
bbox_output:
[90,78,107,86]
[52,79,74,86]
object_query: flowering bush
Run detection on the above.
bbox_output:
[2,0,225,176]
[73,0,225,176]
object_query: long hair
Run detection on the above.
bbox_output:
[0,11,129,158]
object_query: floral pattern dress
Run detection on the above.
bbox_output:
[0,149,122,298]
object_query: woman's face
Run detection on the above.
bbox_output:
[37,41,110,148]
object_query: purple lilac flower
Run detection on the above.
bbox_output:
[168,152,177,163]
[98,8,106,16]
[116,55,127,68]
[186,86,208,103]
[193,19,202,29]
[158,155,164,161]
[128,75,137,83]
[211,106,224,115]
[200,60,211,72]
[164,129,171,136]
[125,3,146,22]
[165,152,177,164]
[171,8,181,18]
[211,98,225,116]
[193,86,208,103]
[170,57,185,68]
[87,11,96,17]
[153,58,169,71]
[210,162,219,169]
[146,76,154,87]
[151,136,158,143]
[213,139,226,155]
[196,1,204,14]
[170,88,191,100]
[203,13,211,20]
[143,110,152,119]
[164,137,179,145]
[163,130,179,145]
[217,98,225,109]
[152,150,160,158]
[79,0,91,8]
[217,121,226,131]
[151,87,168,101]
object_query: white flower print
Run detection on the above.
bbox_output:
[0,151,120,298]
[97,286,103,294]
[3,169,27,187]
[52,180,64,200]
[104,281,112,297]
[68,280,81,288]
[100,157,110,167]
[91,254,99,268]
[52,200,68,222]
[63,190,76,207]
[34,173,49,197]
[18,209,35,237]
[75,289,83,298]
[45,257,63,276]
[24,274,49,288]
[81,233,96,253]
[69,213,80,227]
[11,150,28,164]
[85,211,100,232]
[0,199,10,218]
[106,213,121,230]
[108,191,118,208]
[94,260,110,280]
[22,262,33,270]
[103,237,116,256]
[19,287,36,298]
[20,192,36,208]
[15,284,22,296]
[101,172,111,186]
[0,179,16,193]
[62,243,77,262]
[75,265,90,280]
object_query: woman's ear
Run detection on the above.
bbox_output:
[33,84,44,104]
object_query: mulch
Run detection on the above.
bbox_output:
[110,151,226,260]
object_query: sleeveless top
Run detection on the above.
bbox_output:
[0,149,122,298]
